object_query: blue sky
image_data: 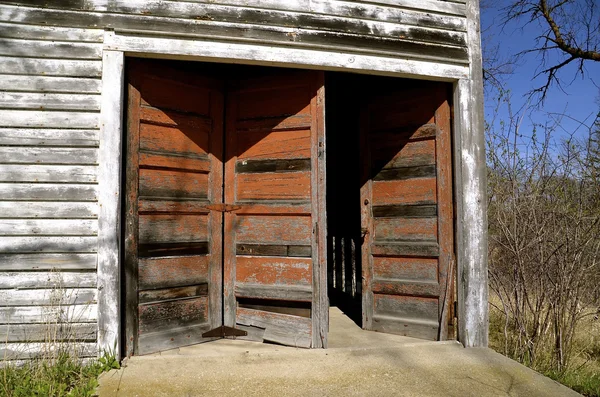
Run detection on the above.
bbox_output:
[480,4,600,142]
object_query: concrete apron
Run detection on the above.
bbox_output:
[98,308,579,397]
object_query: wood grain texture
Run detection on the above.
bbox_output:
[0,305,97,324]
[0,253,97,271]
[0,271,96,289]
[0,56,102,77]
[0,165,97,183]
[236,307,311,348]
[0,128,98,147]
[0,202,98,218]
[0,288,97,306]
[0,219,97,236]
[0,323,97,343]
[0,76,101,94]
[0,184,97,201]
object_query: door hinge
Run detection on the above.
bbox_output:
[206,204,241,213]
[202,325,247,338]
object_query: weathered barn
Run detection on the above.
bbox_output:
[0,0,487,360]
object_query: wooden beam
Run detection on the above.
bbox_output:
[97,50,124,359]
[453,0,488,348]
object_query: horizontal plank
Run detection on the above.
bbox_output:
[138,242,209,258]
[0,92,101,111]
[373,257,438,282]
[139,284,208,305]
[234,203,311,215]
[373,164,436,181]
[0,75,102,94]
[139,214,208,244]
[0,128,99,147]
[0,110,98,128]
[0,38,102,59]
[372,204,437,218]
[236,256,312,286]
[237,171,311,201]
[372,178,437,206]
[372,241,439,257]
[373,217,437,242]
[236,116,312,134]
[0,304,97,324]
[0,56,102,77]
[236,215,312,245]
[237,244,312,258]
[139,168,209,200]
[139,256,208,290]
[137,323,212,355]
[374,293,438,322]
[0,183,97,201]
[0,236,97,254]
[373,139,436,170]
[235,283,312,302]
[372,278,440,298]
[139,152,210,173]
[0,202,98,218]
[236,158,311,173]
[0,253,97,271]
[0,219,97,236]
[0,147,98,164]
[371,314,438,340]
[1,342,97,360]
[236,307,311,348]
[0,288,97,306]
[0,271,96,288]
[0,165,98,183]
[139,296,208,334]
[0,22,103,42]
[0,323,97,343]
[138,198,210,214]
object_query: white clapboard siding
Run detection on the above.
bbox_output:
[0,323,97,342]
[0,272,97,289]
[0,129,99,146]
[0,76,102,94]
[0,219,98,236]
[0,22,103,42]
[1,342,98,360]
[0,147,98,164]
[0,38,102,59]
[0,237,98,253]
[0,165,98,183]
[0,56,103,77]
[0,253,97,271]
[0,110,99,129]
[0,202,98,218]
[0,184,98,201]
[0,289,97,306]
[0,93,101,111]
[0,305,98,324]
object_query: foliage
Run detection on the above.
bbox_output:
[0,350,118,397]
[486,89,600,376]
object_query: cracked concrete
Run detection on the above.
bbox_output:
[98,308,580,396]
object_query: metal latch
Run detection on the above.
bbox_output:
[206,204,241,213]
[202,325,247,338]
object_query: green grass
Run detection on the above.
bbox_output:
[0,352,119,397]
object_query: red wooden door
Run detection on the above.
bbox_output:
[360,82,454,340]
[125,61,327,354]
[125,60,224,355]
[224,70,326,348]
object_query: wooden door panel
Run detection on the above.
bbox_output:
[361,84,454,341]
[125,59,224,356]
[224,69,325,348]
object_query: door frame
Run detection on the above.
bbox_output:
[98,27,487,359]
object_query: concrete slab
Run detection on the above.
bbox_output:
[98,308,579,396]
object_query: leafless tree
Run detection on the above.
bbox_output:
[501,0,600,101]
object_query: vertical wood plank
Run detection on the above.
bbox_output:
[311,71,327,348]
[97,50,124,359]
[360,105,374,331]
[208,87,224,330]
[455,0,488,348]
[124,63,141,358]
[435,87,455,340]
[223,90,238,328]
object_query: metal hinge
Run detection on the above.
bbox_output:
[202,325,247,338]
[206,204,241,213]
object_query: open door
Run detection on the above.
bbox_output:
[224,70,326,348]
[360,82,455,340]
[124,60,225,355]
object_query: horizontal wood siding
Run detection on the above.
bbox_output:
[1,1,468,67]
[0,20,101,359]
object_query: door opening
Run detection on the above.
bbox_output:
[325,73,456,341]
